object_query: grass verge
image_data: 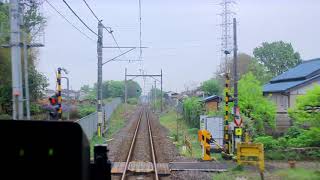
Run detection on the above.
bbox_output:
[212,168,320,180]
[159,110,202,159]
[105,104,136,138]
[90,103,136,157]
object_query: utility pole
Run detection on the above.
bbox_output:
[97,21,103,137]
[233,17,238,115]
[233,18,242,150]
[160,69,163,112]
[154,80,156,112]
[23,32,31,120]
[151,85,154,112]
[124,68,127,114]
[23,31,30,120]
[10,0,23,120]
[61,77,70,120]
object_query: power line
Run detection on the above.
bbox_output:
[80,0,123,53]
[44,0,95,42]
[111,32,122,52]
[80,0,137,62]
[63,0,98,36]
[82,0,100,21]
[139,0,142,60]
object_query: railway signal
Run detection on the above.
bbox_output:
[48,94,59,119]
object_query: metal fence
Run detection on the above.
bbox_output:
[75,98,122,139]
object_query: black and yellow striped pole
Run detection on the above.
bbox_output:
[57,68,62,120]
[224,73,231,154]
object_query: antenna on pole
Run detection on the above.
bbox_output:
[218,0,236,73]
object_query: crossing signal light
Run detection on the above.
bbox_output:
[49,96,57,105]
[49,95,59,119]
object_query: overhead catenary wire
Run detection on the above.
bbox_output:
[44,0,95,42]
[81,0,126,56]
[63,0,98,36]
[82,0,100,21]
[139,0,142,60]
[80,0,138,62]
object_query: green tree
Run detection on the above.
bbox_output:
[149,87,162,99]
[28,66,48,101]
[83,80,141,100]
[80,85,91,93]
[126,80,142,98]
[182,97,203,128]
[248,59,273,84]
[215,53,255,87]
[0,2,48,115]
[253,41,301,76]
[108,80,124,98]
[0,49,11,113]
[289,85,320,128]
[238,72,276,135]
[200,79,222,96]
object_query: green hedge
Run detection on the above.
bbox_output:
[78,104,96,118]
[254,127,320,160]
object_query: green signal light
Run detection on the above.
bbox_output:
[19,149,24,157]
[48,148,54,157]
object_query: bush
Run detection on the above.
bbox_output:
[187,128,198,134]
[254,136,279,150]
[30,103,43,115]
[0,114,11,120]
[127,98,138,105]
[306,149,320,159]
[69,109,80,119]
[78,104,96,118]
[265,151,286,160]
[182,97,203,128]
[287,128,320,147]
[285,126,303,138]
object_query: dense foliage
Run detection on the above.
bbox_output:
[238,73,276,135]
[0,2,48,115]
[252,85,320,160]
[182,97,203,128]
[200,79,222,96]
[289,85,320,128]
[253,41,301,76]
[248,59,273,84]
[80,80,142,100]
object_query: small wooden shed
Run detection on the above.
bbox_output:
[202,95,222,112]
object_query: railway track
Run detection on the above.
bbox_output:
[120,107,159,180]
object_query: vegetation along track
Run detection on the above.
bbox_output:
[120,107,159,180]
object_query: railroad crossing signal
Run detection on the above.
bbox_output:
[48,95,59,120]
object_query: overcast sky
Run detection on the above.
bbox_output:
[39,0,320,93]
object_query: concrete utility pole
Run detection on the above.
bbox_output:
[154,80,156,112]
[10,0,23,120]
[160,69,163,112]
[233,17,242,151]
[124,68,127,105]
[61,77,70,120]
[23,32,30,120]
[97,21,103,137]
[233,18,238,114]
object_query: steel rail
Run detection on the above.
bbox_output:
[146,110,159,180]
[120,107,159,180]
[121,108,143,180]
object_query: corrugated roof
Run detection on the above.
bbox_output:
[202,95,221,102]
[264,74,320,93]
[271,58,320,83]
[263,81,303,93]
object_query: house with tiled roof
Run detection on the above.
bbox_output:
[263,58,320,133]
